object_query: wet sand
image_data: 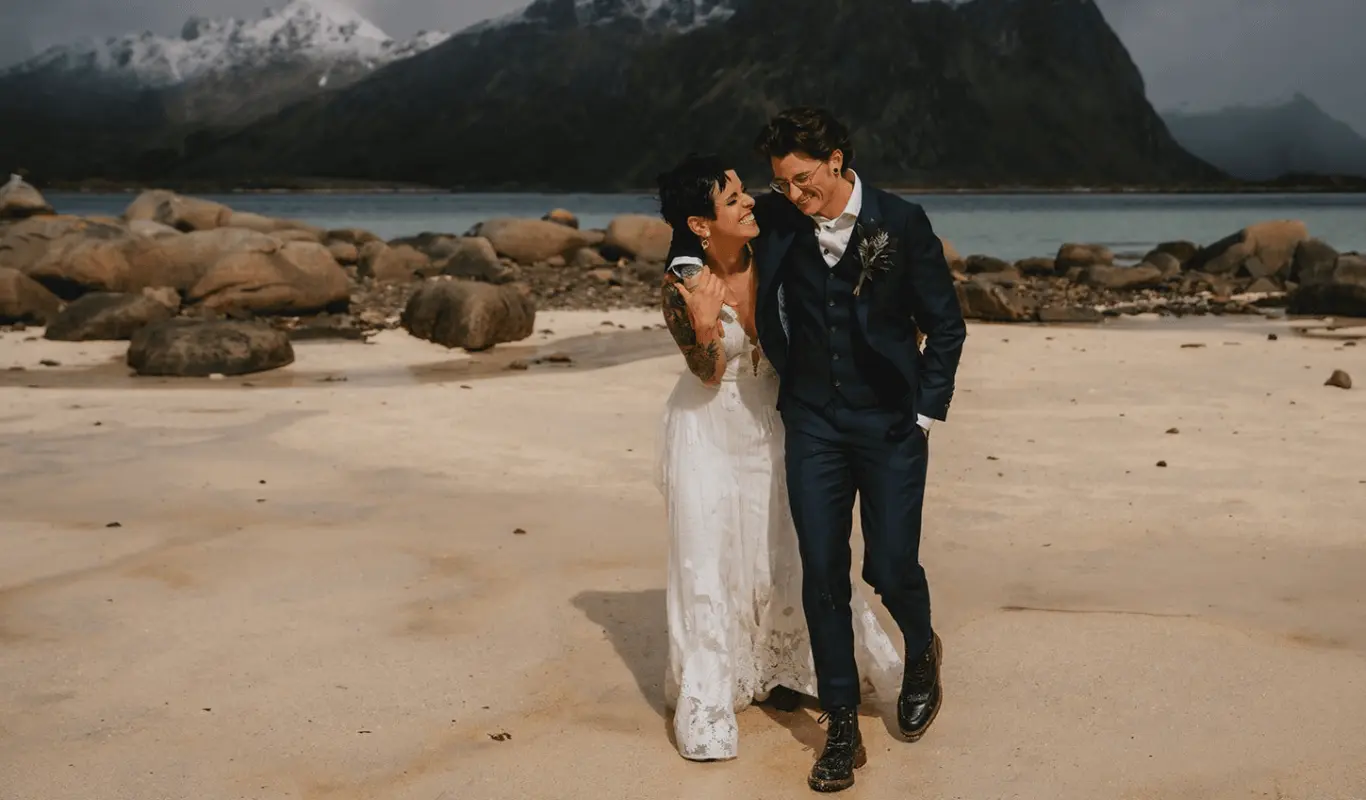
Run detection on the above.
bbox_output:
[2,309,1365,799]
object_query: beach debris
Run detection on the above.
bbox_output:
[1180,343,1205,349]
[1325,369,1352,389]
[105,521,121,528]
[1156,460,1168,467]
[1268,333,1278,340]
[513,528,527,536]
[1166,427,1180,434]
[488,731,512,742]
[39,358,59,366]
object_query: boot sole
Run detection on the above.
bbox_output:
[898,633,943,742]
[807,746,867,793]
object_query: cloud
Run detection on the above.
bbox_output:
[3,0,1363,133]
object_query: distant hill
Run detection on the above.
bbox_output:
[1161,94,1366,181]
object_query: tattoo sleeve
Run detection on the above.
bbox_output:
[662,282,725,386]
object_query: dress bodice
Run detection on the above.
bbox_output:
[718,305,776,382]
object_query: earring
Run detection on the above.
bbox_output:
[701,237,711,250]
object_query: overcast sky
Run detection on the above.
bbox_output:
[3,0,1362,131]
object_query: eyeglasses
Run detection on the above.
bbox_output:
[769,166,819,195]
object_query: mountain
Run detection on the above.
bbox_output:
[6,0,1223,190]
[0,0,447,181]
[1161,94,1366,181]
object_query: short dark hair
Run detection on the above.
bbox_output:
[656,153,729,232]
[754,106,855,168]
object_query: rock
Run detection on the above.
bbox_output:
[0,215,126,274]
[1014,256,1056,277]
[122,190,178,222]
[435,238,516,283]
[188,241,351,316]
[127,319,295,377]
[128,219,182,239]
[0,174,55,220]
[1289,239,1340,285]
[1244,277,1282,294]
[472,218,594,264]
[325,228,383,246]
[543,208,579,229]
[1037,304,1103,323]
[153,194,234,232]
[1056,243,1114,271]
[1325,369,1352,389]
[965,254,1013,274]
[130,228,283,292]
[224,211,323,240]
[1080,263,1166,291]
[327,240,360,264]
[603,215,672,262]
[1189,220,1309,276]
[1140,251,1183,278]
[570,247,609,269]
[1152,240,1199,265]
[0,267,62,324]
[955,279,1033,321]
[1287,254,1366,317]
[401,279,536,351]
[358,241,431,282]
[43,288,180,341]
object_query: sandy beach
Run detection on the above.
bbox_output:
[2,311,1365,800]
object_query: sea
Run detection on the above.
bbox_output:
[44,191,1366,263]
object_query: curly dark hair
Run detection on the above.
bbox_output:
[754,106,855,168]
[656,153,730,236]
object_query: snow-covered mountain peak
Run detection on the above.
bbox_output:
[472,0,741,34]
[4,0,449,87]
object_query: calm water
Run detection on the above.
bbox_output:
[46,191,1366,263]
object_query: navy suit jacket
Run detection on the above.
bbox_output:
[667,179,966,422]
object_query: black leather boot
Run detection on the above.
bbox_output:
[807,707,866,793]
[897,631,942,741]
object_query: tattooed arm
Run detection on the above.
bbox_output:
[661,274,727,387]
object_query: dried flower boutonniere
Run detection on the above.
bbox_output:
[854,223,896,296]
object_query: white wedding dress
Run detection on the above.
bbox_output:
[653,304,904,761]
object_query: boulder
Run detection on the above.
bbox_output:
[604,214,672,261]
[128,219,182,239]
[1140,251,1183,278]
[570,247,609,269]
[543,208,580,228]
[127,319,295,377]
[1287,254,1366,317]
[955,279,1033,321]
[964,254,1013,274]
[0,215,126,274]
[473,218,594,264]
[122,190,178,222]
[44,288,180,341]
[1080,263,1167,291]
[327,240,360,264]
[1189,220,1309,276]
[1151,240,1199,266]
[1289,239,1339,285]
[224,211,324,240]
[1056,243,1114,271]
[401,278,536,351]
[129,228,282,291]
[434,238,516,283]
[325,228,383,247]
[153,195,233,232]
[188,241,351,316]
[0,267,62,324]
[357,241,431,282]
[1014,256,1056,277]
[0,174,55,220]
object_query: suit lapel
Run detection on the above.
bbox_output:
[853,180,884,334]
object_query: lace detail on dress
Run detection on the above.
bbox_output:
[654,304,904,761]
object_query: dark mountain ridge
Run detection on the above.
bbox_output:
[7,0,1224,190]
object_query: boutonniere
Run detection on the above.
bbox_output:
[853,223,896,296]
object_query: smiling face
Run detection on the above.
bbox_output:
[686,169,758,245]
[769,149,845,218]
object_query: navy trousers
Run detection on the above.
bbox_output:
[781,394,933,710]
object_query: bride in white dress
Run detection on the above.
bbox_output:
[652,155,903,762]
